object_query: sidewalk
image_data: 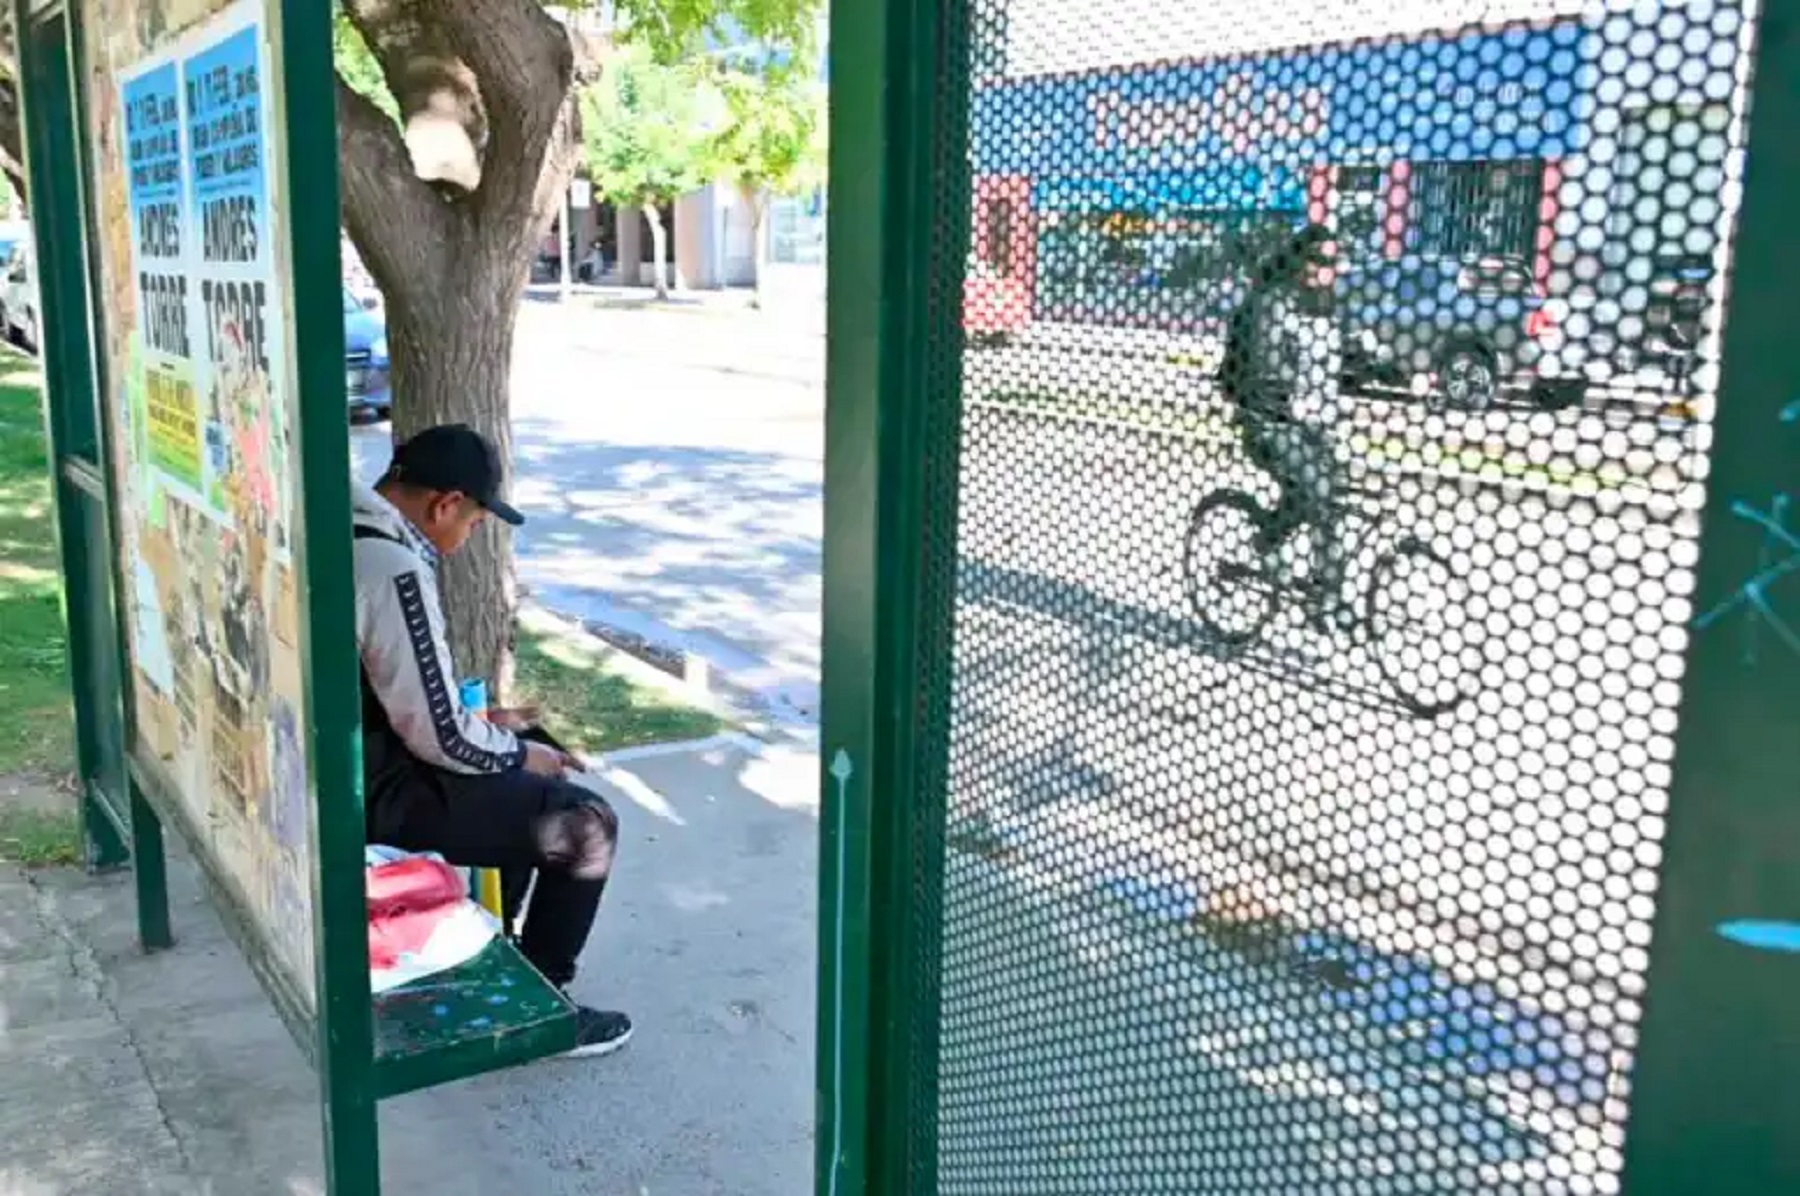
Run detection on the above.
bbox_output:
[0,854,523,1194]
[0,734,818,1194]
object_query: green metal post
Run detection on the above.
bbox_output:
[820,0,974,1190]
[61,0,176,939]
[271,0,380,1190]
[817,0,882,1176]
[128,776,173,950]
[12,0,131,872]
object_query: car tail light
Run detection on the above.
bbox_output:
[1526,306,1556,339]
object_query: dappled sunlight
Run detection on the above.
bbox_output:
[0,360,44,390]
[589,760,689,826]
[735,740,820,815]
[0,1166,60,1195]
[660,880,733,912]
[0,559,58,588]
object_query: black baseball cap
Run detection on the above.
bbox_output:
[385,424,525,526]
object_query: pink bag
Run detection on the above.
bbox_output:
[366,854,496,990]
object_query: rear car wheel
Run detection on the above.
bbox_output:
[1436,341,1498,411]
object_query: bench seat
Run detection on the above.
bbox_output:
[371,937,576,1099]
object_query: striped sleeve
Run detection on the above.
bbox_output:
[360,567,526,775]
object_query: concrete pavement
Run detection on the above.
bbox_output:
[0,733,819,1195]
[0,846,523,1194]
[480,734,819,1196]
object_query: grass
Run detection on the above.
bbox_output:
[513,623,725,755]
[0,352,81,865]
[0,804,81,867]
[0,355,76,783]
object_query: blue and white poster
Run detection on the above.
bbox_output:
[121,58,204,498]
[99,0,314,1006]
[181,8,289,559]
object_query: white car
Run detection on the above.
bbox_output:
[0,239,38,352]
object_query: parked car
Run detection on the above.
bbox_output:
[0,239,40,353]
[1337,254,1585,411]
[344,287,390,421]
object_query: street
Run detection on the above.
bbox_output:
[351,301,1700,733]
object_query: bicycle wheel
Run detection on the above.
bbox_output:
[1365,536,1478,717]
[1183,491,1278,648]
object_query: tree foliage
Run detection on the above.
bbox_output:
[710,65,825,205]
[607,0,819,66]
[579,49,723,212]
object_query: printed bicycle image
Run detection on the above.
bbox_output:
[1693,402,1800,664]
[1181,478,1480,718]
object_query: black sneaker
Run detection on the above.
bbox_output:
[567,1006,633,1059]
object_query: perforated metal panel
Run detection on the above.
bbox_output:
[918,2,1760,1192]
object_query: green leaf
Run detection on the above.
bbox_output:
[708,62,826,201]
[579,47,726,208]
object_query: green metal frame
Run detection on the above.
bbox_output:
[819,0,974,1191]
[266,1,381,1189]
[822,5,1800,1196]
[14,0,132,875]
[1622,14,1800,1191]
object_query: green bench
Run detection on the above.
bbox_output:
[372,937,576,1099]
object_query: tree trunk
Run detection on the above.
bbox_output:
[386,280,520,692]
[336,0,602,699]
[644,202,669,301]
[740,183,765,310]
[0,12,24,202]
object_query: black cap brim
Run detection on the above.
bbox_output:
[484,498,525,527]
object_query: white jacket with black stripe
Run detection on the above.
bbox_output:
[351,482,526,778]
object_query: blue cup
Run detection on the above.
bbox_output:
[459,677,488,719]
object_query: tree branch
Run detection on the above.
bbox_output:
[426,0,577,235]
[337,74,459,299]
[342,0,488,192]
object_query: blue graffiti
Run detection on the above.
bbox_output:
[1717,919,1800,954]
[1694,403,1800,663]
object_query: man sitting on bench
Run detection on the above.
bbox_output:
[352,423,631,1058]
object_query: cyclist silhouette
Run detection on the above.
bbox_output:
[1220,222,1349,627]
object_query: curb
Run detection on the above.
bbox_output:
[516,600,808,740]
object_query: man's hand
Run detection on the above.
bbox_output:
[490,705,541,731]
[522,741,567,778]
[522,740,587,778]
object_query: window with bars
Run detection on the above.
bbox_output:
[1410,158,1544,261]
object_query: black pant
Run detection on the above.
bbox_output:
[366,754,619,990]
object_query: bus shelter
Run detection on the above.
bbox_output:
[16,0,1800,1191]
[819,0,1800,1193]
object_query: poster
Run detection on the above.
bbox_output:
[122,61,204,495]
[185,21,290,558]
[84,0,314,1006]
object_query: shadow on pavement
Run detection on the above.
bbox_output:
[425,737,819,1196]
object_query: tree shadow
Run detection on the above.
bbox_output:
[353,426,823,702]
